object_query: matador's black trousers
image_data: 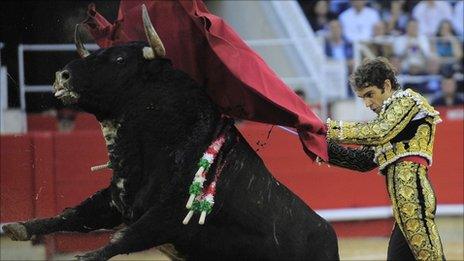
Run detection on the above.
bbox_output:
[385,161,445,261]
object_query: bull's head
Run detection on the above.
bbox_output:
[53,4,167,118]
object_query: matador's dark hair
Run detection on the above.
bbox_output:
[349,57,401,91]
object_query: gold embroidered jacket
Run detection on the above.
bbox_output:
[327,89,442,171]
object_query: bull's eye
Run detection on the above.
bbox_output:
[116,57,124,64]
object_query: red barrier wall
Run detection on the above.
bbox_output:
[1,130,113,256]
[430,107,464,204]
[1,136,35,222]
[1,107,462,255]
[53,131,111,212]
[32,133,57,219]
[51,131,113,254]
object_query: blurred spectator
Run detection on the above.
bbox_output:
[307,1,336,35]
[339,0,381,42]
[453,1,463,38]
[431,20,463,65]
[431,74,464,106]
[324,19,355,97]
[412,0,453,37]
[324,19,354,70]
[329,0,351,16]
[368,21,394,58]
[424,57,442,93]
[393,19,432,74]
[372,21,387,39]
[402,57,442,95]
[382,0,410,36]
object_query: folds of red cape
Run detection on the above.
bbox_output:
[83,0,328,161]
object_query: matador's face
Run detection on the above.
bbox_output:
[355,80,394,114]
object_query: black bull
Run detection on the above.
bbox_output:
[3,20,338,261]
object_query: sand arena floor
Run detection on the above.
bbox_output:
[1,217,462,260]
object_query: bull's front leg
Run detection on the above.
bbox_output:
[2,187,122,241]
[75,203,179,261]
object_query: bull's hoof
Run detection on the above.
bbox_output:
[2,223,31,241]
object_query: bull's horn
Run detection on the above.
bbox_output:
[74,24,90,58]
[142,4,166,59]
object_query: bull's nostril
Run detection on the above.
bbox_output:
[61,70,70,81]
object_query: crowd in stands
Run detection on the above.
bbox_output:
[17,1,464,134]
[300,0,463,106]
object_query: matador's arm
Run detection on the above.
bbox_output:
[327,141,377,172]
[326,91,421,145]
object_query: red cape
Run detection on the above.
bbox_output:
[83,0,328,161]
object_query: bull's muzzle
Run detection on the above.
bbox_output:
[53,70,70,97]
[53,70,79,102]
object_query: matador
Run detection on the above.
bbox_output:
[326,57,445,261]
